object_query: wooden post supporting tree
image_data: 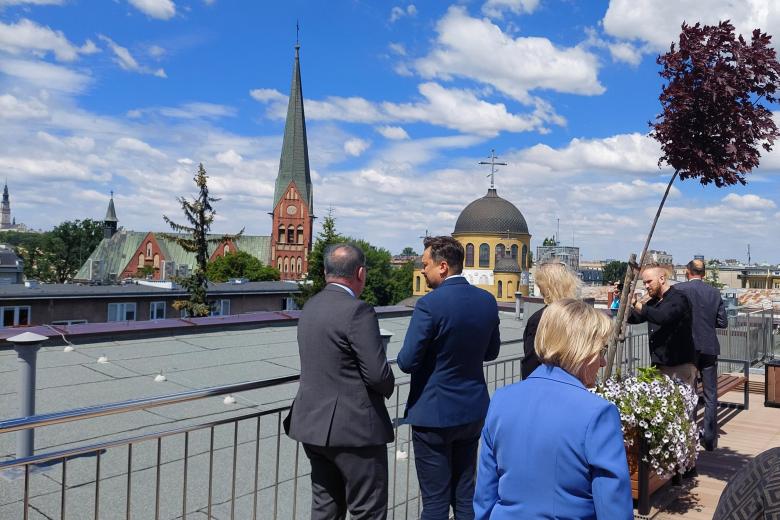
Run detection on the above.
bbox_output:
[606,21,780,378]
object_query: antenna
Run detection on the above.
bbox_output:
[747,243,751,265]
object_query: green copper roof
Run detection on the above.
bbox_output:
[104,197,118,222]
[273,45,313,211]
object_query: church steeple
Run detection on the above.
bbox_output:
[103,192,118,239]
[270,40,315,280]
[1,181,11,230]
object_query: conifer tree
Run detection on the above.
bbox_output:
[162,164,243,316]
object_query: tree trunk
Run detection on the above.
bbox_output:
[605,170,679,379]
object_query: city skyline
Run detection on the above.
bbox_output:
[1,1,780,264]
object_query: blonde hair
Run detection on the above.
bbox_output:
[535,262,581,304]
[535,299,613,376]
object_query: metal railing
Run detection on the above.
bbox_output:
[0,344,523,520]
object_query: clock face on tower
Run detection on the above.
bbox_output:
[286,205,297,215]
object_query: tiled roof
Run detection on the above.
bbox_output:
[453,188,529,236]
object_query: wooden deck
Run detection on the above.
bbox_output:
[642,391,780,519]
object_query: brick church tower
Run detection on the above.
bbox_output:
[270,43,314,280]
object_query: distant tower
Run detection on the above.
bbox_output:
[1,182,11,230]
[269,41,314,280]
[104,192,118,239]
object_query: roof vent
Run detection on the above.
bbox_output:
[229,278,248,285]
[24,280,39,289]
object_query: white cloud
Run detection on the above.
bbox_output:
[388,42,406,56]
[390,4,416,22]
[0,157,101,181]
[249,88,286,103]
[128,102,236,119]
[0,0,64,7]
[413,7,604,103]
[344,138,370,157]
[215,149,242,166]
[569,179,681,206]
[721,193,777,210]
[0,19,98,62]
[177,158,194,165]
[0,58,91,93]
[482,0,539,19]
[37,131,95,152]
[0,94,48,119]
[602,0,780,54]
[128,0,176,20]
[376,125,409,140]
[98,35,167,77]
[608,42,642,66]
[147,45,165,58]
[114,137,166,158]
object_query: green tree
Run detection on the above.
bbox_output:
[542,236,557,246]
[31,219,103,282]
[206,251,280,282]
[401,246,417,256]
[603,261,628,285]
[162,164,243,316]
[295,211,344,306]
[704,259,725,289]
[351,238,394,306]
[389,260,414,304]
[135,265,156,279]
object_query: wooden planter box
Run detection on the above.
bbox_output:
[626,430,671,515]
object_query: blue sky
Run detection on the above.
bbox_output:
[1,0,779,264]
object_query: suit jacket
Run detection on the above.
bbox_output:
[474,365,633,520]
[674,279,727,355]
[285,284,395,447]
[397,276,500,428]
[520,306,545,379]
[627,285,696,366]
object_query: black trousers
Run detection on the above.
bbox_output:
[411,419,483,520]
[696,353,719,448]
[303,444,389,520]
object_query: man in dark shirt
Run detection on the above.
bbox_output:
[628,264,696,388]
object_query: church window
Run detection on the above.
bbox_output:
[479,244,489,268]
[511,245,518,259]
[224,245,230,255]
[497,280,503,298]
[146,242,153,257]
[284,257,289,273]
[495,244,505,260]
[153,254,160,268]
[138,253,145,267]
[287,226,295,244]
[508,280,514,295]
[297,257,302,273]
[297,225,304,244]
[521,245,528,270]
[277,257,283,271]
[278,225,286,243]
[465,244,474,267]
[415,276,421,292]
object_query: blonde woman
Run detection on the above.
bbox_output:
[474,299,633,520]
[521,262,581,379]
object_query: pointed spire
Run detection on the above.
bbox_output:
[104,191,118,222]
[273,40,313,211]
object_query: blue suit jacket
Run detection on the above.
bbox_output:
[674,279,727,355]
[474,365,633,520]
[397,276,500,427]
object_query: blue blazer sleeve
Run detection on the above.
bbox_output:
[473,409,499,520]
[585,404,633,520]
[397,298,434,374]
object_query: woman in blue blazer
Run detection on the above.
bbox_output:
[474,299,633,519]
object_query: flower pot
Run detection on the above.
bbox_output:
[625,429,671,514]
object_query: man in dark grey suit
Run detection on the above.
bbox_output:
[284,244,395,520]
[675,259,727,451]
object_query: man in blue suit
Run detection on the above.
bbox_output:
[675,259,727,451]
[398,236,501,520]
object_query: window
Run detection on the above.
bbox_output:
[0,306,31,328]
[465,244,474,267]
[107,303,137,322]
[278,226,286,243]
[521,244,528,270]
[277,257,283,270]
[51,319,88,326]
[479,243,490,268]
[497,280,503,298]
[508,280,514,295]
[224,244,230,255]
[284,257,289,273]
[495,244,505,259]
[511,245,518,259]
[150,301,166,320]
[297,225,304,244]
[211,299,231,317]
[138,253,145,267]
[146,242,153,257]
[153,254,160,268]
[415,276,421,292]
[287,226,295,244]
[297,257,302,273]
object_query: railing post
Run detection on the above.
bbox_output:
[8,332,48,458]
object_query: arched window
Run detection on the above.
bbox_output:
[508,280,514,295]
[511,244,518,259]
[138,253,145,267]
[284,257,289,273]
[297,257,302,273]
[497,280,503,298]
[465,244,474,267]
[415,276,421,292]
[153,254,160,268]
[479,243,490,268]
[287,226,295,244]
[277,257,283,270]
[223,244,230,255]
[278,225,286,243]
[495,244,505,260]
[146,242,152,257]
[521,244,528,270]
[297,225,304,244]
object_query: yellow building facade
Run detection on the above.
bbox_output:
[413,187,532,302]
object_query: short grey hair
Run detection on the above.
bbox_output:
[324,243,365,279]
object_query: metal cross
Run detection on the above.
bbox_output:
[296,20,300,46]
[478,149,507,189]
